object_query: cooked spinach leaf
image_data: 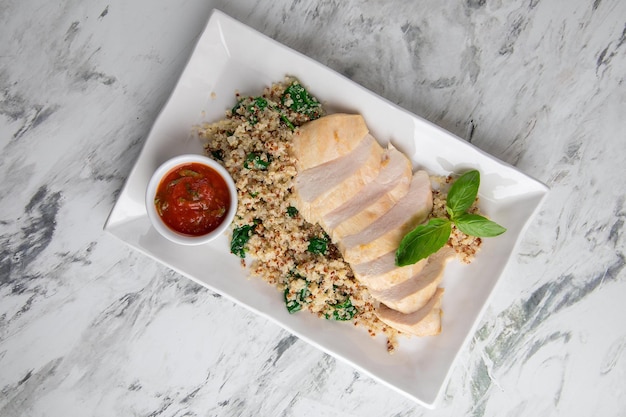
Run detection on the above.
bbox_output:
[307,235,328,255]
[282,83,321,119]
[327,298,357,321]
[230,222,259,258]
[286,206,298,217]
[244,152,271,170]
[231,98,244,115]
[284,283,309,314]
[210,149,224,161]
[250,96,267,110]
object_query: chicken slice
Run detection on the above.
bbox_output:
[339,170,433,264]
[292,113,369,171]
[295,134,384,224]
[351,251,428,291]
[369,247,454,314]
[321,144,412,241]
[376,288,444,337]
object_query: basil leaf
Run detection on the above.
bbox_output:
[447,170,480,219]
[395,218,452,266]
[454,213,507,237]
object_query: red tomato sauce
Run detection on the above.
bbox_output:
[154,162,231,236]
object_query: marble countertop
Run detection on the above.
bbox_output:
[1,0,624,415]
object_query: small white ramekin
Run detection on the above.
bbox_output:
[145,154,237,245]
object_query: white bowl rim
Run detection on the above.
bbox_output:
[145,154,237,246]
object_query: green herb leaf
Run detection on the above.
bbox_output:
[252,96,267,110]
[284,284,309,314]
[154,198,163,216]
[328,298,357,321]
[446,170,480,219]
[231,99,244,115]
[307,236,328,255]
[178,169,201,178]
[230,223,257,258]
[279,112,295,130]
[247,97,268,124]
[284,288,303,314]
[395,218,452,266]
[395,169,506,267]
[286,206,298,217]
[244,152,270,170]
[210,150,224,161]
[454,213,507,237]
[282,83,321,119]
[268,105,296,131]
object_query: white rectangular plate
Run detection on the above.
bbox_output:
[105,10,548,408]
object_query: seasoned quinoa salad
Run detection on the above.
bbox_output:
[196,77,482,353]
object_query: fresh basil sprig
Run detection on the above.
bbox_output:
[395,170,506,267]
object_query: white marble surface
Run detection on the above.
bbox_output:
[1,0,624,415]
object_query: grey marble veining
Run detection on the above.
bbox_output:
[1,0,625,415]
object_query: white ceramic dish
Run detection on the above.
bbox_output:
[145,154,237,246]
[104,9,548,408]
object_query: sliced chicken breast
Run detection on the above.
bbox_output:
[321,144,412,241]
[351,251,428,291]
[295,134,384,224]
[339,170,433,264]
[376,288,444,337]
[292,113,369,171]
[369,247,454,314]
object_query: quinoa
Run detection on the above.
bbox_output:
[196,77,482,353]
